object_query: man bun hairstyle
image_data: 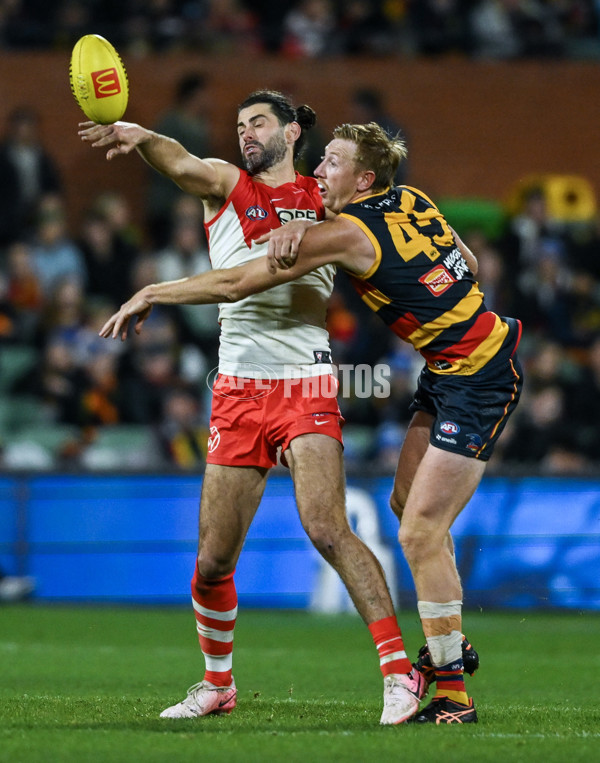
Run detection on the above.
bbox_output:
[238,89,316,160]
[333,122,407,190]
[295,104,317,130]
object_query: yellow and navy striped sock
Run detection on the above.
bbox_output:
[434,660,469,706]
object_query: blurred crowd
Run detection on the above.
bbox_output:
[0,1,599,60]
[0,70,599,475]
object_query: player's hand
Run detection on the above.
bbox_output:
[255,219,315,273]
[78,120,151,160]
[98,289,154,340]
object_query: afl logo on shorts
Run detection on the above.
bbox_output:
[440,421,460,435]
[207,426,221,453]
[245,205,268,220]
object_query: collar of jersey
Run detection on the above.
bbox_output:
[349,185,392,206]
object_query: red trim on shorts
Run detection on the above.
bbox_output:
[511,319,523,356]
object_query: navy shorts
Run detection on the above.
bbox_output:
[409,319,524,461]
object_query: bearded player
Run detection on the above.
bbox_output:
[81,91,436,724]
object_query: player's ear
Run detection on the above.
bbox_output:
[357,170,376,192]
[286,120,301,144]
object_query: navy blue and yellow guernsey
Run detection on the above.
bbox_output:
[340,185,523,460]
[340,185,518,375]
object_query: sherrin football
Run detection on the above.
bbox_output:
[69,34,128,124]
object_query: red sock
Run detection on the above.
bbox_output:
[368,615,413,677]
[191,562,237,687]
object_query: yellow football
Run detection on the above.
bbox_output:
[69,34,129,124]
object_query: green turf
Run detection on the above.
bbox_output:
[1,606,599,762]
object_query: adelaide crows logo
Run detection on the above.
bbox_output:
[466,433,483,452]
[245,205,268,220]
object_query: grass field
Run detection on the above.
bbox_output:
[1,605,599,762]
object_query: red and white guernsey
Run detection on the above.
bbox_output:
[205,170,335,379]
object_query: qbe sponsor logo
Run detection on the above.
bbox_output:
[276,208,319,225]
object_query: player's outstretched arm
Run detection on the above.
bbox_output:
[99,221,363,341]
[78,121,238,198]
[99,289,154,341]
[100,218,372,341]
[98,266,284,341]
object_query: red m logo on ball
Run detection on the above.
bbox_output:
[91,68,122,98]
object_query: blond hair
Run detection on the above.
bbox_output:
[332,122,407,190]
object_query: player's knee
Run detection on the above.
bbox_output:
[389,491,406,521]
[398,525,434,567]
[196,552,234,580]
[305,521,344,560]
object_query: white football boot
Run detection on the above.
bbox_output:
[380,669,427,725]
[160,679,237,718]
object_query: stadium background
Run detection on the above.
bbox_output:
[0,1,599,610]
